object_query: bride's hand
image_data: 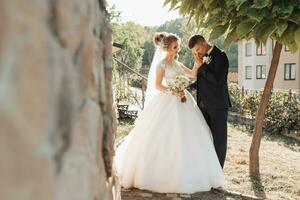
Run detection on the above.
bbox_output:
[178,91,185,98]
[172,91,184,98]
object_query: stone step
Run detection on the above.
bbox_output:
[121,188,238,200]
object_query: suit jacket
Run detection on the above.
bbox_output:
[191,46,231,110]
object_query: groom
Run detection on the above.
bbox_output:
[188,35,231,168]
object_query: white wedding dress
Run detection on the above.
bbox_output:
[114,59,226,194]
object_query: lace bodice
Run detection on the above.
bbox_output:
[157,60,185,84]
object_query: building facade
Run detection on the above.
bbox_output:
[238,38,300,90]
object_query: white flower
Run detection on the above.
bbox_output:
[167,75,195,103]
[168,75,194,92]
[203,56,212,64]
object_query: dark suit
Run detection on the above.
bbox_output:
[191,46,231,168]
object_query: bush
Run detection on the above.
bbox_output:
[265,93,300,134]
[129,75,143,88]
[228,83,243,113]
[229,83,300,135]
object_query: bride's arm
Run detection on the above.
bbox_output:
[155,66,182,97]
[155,67,169,93]
[179,61,202,78]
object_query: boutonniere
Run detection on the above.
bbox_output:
[203,55,212,64]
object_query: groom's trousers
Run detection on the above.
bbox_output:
[200,107,228,168]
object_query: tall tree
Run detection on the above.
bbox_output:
[112,22,147,70]
[108,4,121,25]
[165,0,300,179]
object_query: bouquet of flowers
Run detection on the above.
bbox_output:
[167,75,195,103]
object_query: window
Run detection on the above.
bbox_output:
[256,43,266,56]
[284,46,290,52]
[245,66,252,80]
[284,63,296,80]
[256,65,266,79]
[245,43,252,56]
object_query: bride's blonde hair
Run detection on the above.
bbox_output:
[153,32,180,51]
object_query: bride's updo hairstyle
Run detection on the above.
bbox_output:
[153,32,180,51]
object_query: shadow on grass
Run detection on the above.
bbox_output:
[263,131,300,151]
[249,176,267,199]
[229,121,300,152]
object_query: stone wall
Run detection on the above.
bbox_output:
[0,0,116,199]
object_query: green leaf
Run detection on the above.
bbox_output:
[203,0,214,9]
[252,0,270,9]
[225,27,238,48]
[272,4,294,19]
[226,0,236,9]
[282,24,296,43]
[286,41,298,53]
[210,7,222,15]
[169,0,180,11]
[275,21,288,37]
[179,2,189,15]
[294,28,300,49]
[203,18,221,28]
[236,20,257,38]
[164,0,174,7]
[247,8,265,22]
[234,0,248,10]
[289,9,300,25]
[281,24,298,53]
[253,21,276,44]
[209,23,229,40]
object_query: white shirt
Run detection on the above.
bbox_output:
[207,45,214,55]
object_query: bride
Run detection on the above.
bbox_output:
[114,32,226,193]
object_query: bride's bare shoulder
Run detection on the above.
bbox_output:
[159,59,166,64]
[157,59,167,69]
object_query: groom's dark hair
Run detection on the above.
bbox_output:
[188,35,206,49]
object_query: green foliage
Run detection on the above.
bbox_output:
[165,0,300,53]
[108,4,121,24]
[265,92,300,134]
[129,75,143,88]
[112,22,149,70]
[142,39,155,66]
[229,83,300,135]
[228,83,243,113]
[157,18,184,37]
[241,90,261,119]
[113,70,143,104]
[109,3,155,69]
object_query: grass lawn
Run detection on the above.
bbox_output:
[225,123,300,200]
[116,120,300,200]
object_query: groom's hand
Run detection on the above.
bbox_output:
[193,53,203,68]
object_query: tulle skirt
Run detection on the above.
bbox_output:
[114,91,226,193]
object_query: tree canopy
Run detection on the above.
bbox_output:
[165,0,300,52]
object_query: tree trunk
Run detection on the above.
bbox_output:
[249,42,282,179]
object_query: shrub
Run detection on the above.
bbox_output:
[228,83,300,135]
